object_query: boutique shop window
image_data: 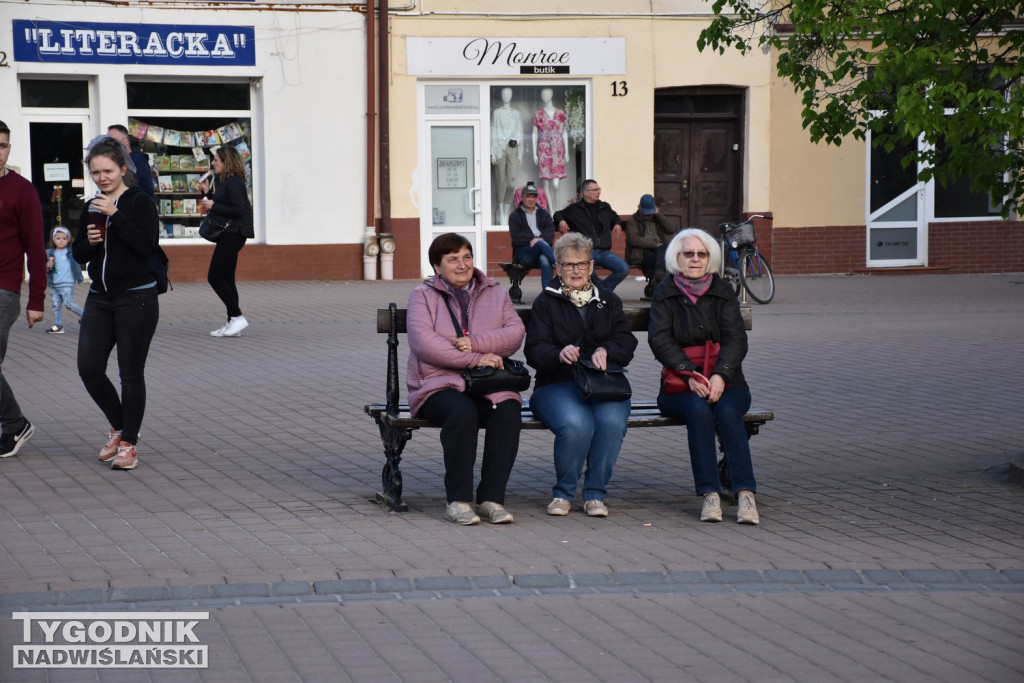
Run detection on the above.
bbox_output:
[488,85,586,223]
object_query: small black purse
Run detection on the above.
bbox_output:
[572,359,632,401]
[446,299,530,396]
[199,213,229,242]
[461,358,531,396]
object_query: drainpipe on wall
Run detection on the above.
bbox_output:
[363,0,379,280]
[378,0,395,280]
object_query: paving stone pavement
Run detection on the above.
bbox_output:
[0,272,1022,681]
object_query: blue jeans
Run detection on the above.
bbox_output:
[657,385,756,495]
[591,249,630,292]
[50,285,83,328]
[515,240,556,289]
[529,380,630,501]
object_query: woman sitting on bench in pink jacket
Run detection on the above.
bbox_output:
[406,233,526,526]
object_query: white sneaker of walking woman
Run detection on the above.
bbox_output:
[210,316,248,337]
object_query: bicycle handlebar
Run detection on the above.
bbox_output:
[717,214,772,234]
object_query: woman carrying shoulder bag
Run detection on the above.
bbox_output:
[199,145,254,337]
[407,233,526,526]
[648,229,760,525]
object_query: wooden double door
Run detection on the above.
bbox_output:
[653,90,743,235]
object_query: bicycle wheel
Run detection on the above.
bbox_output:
[738,250,775,304]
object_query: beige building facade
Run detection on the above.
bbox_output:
[385,1,1020,280]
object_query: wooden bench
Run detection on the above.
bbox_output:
[364,304,773,511]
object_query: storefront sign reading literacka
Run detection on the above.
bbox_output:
[12,20,256,66]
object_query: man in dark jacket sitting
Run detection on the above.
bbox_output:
[626,193,677,296]
[508,182,557,289]
[553,179,630,292]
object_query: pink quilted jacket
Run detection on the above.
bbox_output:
[406,270,526,416]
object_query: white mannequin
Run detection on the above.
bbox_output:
[491,87,523,223]
[532,87,568,209]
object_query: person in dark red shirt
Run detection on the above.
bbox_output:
[0,119,45,458]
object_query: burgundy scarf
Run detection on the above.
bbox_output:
[673,273,712,303]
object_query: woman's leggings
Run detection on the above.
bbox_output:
[77,288,159,445]
[207,232,246,319]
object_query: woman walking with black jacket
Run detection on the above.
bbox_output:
[73,136,160,471]
[200,145,254,337]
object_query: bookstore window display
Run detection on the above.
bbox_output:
[128,116,253,239]
[488,85,586,223]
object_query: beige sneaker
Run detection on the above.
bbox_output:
[546,498,571,516]
[584,500,609,517]
[700,492,723,522]
[98,429,123,462]
[476,501,514,524]
[445,501,480,525]
[110,442,138,470]
[737,492,760,525]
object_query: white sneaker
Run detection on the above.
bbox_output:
[221,316,249,337]
[700,492,723,522]
[737,492,760,525]
[210,323,229,337]
[445,501,480,525]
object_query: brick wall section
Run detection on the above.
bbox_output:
[770,224,866,274]
[164,243,363,283]
[188,219,1022,283]
[928,220,1024,273]
[771,220,1024,274]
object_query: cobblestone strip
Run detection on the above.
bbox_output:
[2,568,1021,613]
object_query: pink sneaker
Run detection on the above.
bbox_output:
[110,442,138,470]
[98,429,123,462]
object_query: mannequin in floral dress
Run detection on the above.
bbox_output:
[532,88,568,209]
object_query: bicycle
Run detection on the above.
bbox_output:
[717,215,775,304]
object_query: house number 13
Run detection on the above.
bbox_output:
[611,81,627,97]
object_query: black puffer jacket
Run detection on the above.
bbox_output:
[73,188,158,294]
[647,274,748,387]
[525,279,638,390]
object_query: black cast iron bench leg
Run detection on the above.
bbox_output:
[375,419,412,512]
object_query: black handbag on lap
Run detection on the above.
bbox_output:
[461,358,531,396]
[573,359,632,401]
[445,300,530,396]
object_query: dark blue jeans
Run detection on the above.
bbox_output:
[77,288,159,445]
[591,249,630,292]
[515,240,556,289]
[657,384,756,495]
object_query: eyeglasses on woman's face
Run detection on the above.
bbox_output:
[682,250,710,260]
[558,260,591,272]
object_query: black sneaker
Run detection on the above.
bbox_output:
[0,420,35,458]
[46,325,64,334]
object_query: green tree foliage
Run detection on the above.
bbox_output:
[699,1,1024,216]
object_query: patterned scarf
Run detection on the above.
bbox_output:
[561,280,595,308]
[673,273,712,303]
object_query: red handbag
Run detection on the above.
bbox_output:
[661,339,720,395]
